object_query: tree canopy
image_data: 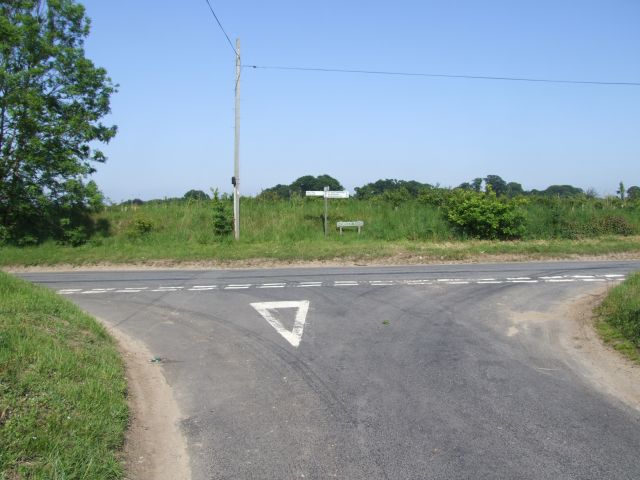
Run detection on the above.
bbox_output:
[183,189,210,201]
[627,186,640,201]
[532,185,584,197]
[354,179,432,199]
[0,0,116,244]
[259,174,344,199]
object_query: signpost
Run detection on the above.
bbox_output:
[305,187,350,236]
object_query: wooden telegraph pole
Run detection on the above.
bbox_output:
[233,38,241,240]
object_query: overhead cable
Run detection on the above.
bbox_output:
[203,0,238,57]
[243,64,640,87]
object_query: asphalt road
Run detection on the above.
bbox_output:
[21,261,640,479]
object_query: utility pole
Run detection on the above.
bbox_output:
[233,38,241,240]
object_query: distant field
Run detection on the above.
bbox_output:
[1,197,639,267]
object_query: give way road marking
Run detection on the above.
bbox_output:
[250,300,310,348]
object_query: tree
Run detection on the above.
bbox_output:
[183,189,210,201]
[627,186,640,201]
[542,185,584,197]
[354,179,431,199]
[289,174,343,196]
[506,182,524,197]
[0,1,117,244]
[617,181,626,201]
[483,175,507,196]
[257,183,291,200]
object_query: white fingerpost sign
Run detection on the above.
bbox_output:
[305,187,350,236]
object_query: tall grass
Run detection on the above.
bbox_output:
[0,272,128,478]
[1,197,639,266]
[100,197,639,242]
[597,272,640,363]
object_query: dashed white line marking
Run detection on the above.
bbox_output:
[297,282,323,288]
[258,283,286,289]
[334,281,359,286]
[53,272,628,296]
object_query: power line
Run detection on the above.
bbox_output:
[203,0,238,57]
[243,64,640,87]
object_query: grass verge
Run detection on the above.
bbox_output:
[1,236,640,268]
[596,272,640,364]
[0,272,128,479]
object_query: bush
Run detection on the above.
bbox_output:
[558,215,635,239]
[128,218,155,238]
[443,189,526,240]
[594,216,635,236]
[212,199,233,237]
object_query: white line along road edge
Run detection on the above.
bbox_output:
[250,300,310,348]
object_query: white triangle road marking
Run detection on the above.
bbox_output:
[250,300,310,348]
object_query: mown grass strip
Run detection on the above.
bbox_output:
[1,236,639,268]
[0,272,128,479]
[596,272,640,364]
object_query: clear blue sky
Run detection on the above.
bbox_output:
[81,0,640,201]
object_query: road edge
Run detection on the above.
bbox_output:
[100,319,192,480]
[562,288,640,412]
[5,252,640,273]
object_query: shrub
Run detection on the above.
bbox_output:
[212,199,233,237]
[443,189,526,240]
[558,215,635,239]
[594,216,635,236]
[61,226,90,247]
[128,218,155,238]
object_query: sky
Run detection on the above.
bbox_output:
[79,0,640,201]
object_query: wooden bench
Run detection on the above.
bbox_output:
[337,221,364,234]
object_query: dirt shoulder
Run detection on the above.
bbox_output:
[5,251,640,273]
[562,289,640,412]
[101,320,191,480]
